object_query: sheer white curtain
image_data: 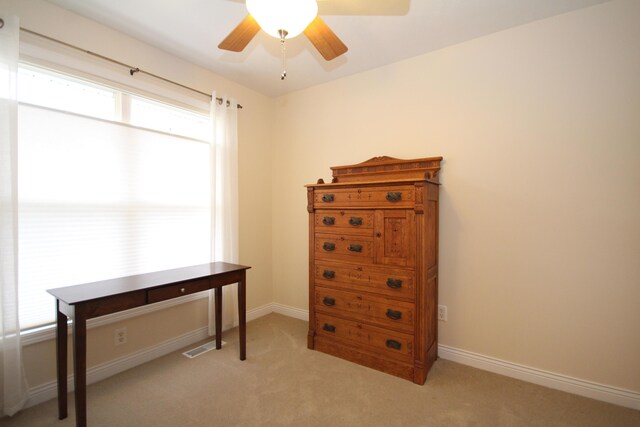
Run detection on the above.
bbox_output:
[208,93,239,335]
[0,15,28,416]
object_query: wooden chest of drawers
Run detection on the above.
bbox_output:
[306,156,442,384]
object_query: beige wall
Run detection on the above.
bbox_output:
[272,0,640,392]
[4,0,639,400]
[2,0,274,389]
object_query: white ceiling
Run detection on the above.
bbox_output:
[45,0,608,97]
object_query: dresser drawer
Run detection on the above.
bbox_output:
[315,313,414,364]
[314,210,374,236]
[314,185,415,209]
[315,286,415,333]
[314,260,415,301]
[315,233,374,263]
[147,278,211,303]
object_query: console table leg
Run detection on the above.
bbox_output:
[238,275,246,361]
[215,287,222,350]
[72,307,87,427]
[56,301,68,420]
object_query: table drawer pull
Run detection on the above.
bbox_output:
[348,244,363,252]
[322,270,335,279]
[323,242,336,251]
[323,324,336,333]
[322,216,335,225]
[385,309,402,320]
[322,194,335,203]
[386,192,402,202]
[322,297,336,306]
[386,278,403,289]
[348,217,363,226]
[386,339,402,350]
[180,288,186,293]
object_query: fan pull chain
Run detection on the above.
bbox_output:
[278,29,288,80]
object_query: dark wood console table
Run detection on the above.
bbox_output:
[47,262,251,427]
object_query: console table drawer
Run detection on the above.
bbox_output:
[147,278,211,303]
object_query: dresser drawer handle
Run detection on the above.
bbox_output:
[348,217,363,226]
[386,192,402,202]
[386,339,402,350]
[348,244,363,252]
[323,324,336,333]
[323,242,336,251]
[322,270,335,279]
[322,216,335,226]
[386,278,403,289]
[322,297,336,306]
[180,288,186,294]
[386,309,402,320]
[322,194,335,203]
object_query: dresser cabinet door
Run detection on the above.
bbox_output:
[374,210,416,268]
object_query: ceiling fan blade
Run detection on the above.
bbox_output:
[317,0,410,16]
[218,14,261,52]
[304,16,348,61]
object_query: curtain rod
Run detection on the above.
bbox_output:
[19,27,243,109]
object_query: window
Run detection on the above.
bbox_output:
[17,65,212,329]
[18,66,117,120]
[129,96,210,141]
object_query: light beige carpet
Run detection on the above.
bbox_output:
[1,313,639,426]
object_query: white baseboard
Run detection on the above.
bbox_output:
[246,302,277,322]
[25,303,277,408]
[261,305,639,410]
[438,344,640,410]
[271,303,310,321]
[25,303,639,412]
[26,326,210,409]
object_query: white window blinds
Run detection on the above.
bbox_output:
[18,104,211,329]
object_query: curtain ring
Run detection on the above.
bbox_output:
[0,18,5,29]
[217,98,223,105]
[226,100,231,107]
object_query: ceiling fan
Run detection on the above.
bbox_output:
[218,0,348,64]
[218,0,410,78]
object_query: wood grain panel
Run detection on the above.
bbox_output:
[315,233,374,263]
[315,286,415,333]
[314,209,374,236]
[307,157,441,385]
[314,260,415,301]
[315,313,414,364]
[314,185,415,209]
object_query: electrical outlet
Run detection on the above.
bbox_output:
[438,305,448,321]
[114,327,127,346]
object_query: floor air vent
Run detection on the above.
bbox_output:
[182,340,226,359]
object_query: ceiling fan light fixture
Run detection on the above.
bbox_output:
[246,0,318,39]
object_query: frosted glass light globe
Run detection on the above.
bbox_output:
[246,0,318,39]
